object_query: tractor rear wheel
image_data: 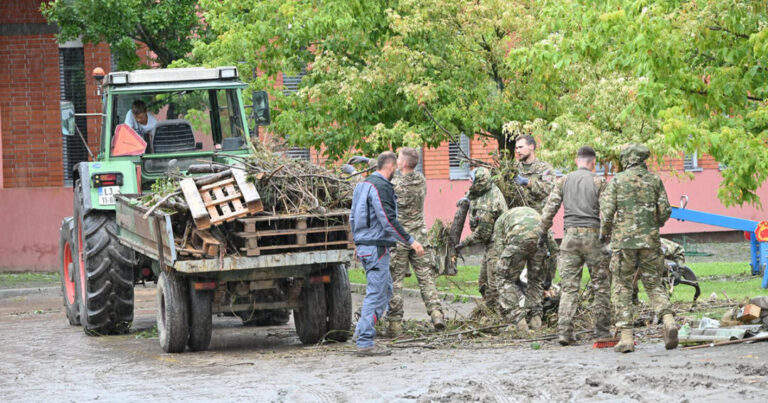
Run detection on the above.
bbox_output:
[73,181,135,335]
[325,264,352,342]
[157,271,189,353]
[293,280,327,344]
[59,217,80,326]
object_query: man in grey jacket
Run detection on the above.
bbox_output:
[351,151,424,356]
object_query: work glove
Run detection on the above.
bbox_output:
[542,277,552,291]
[456,197,469,207]
[599,234,609,244]
[347,156,370,165]
[537,232,548,249]
[340,164,356,175]
[514,175,529,186]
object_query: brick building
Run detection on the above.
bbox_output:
[0,1,766,271]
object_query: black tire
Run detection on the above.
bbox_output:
[679,265,698,282]
[59,217,80,326]
[187,283,213,352]
[325,264,352,342]
[238,309,290,326]
[293,280,327,344]
[157,271,189,353]
[73,181,135,335]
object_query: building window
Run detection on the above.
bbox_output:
[595,162,613,175]
[282,69,310,161]
[684,151,701,171]
[449,134,471,179]
[59,46,89,186]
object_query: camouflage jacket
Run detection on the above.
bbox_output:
[392,170,428,240]
[463,169,508,247]
[661,238,685,265]
[493,206,541,246]
[539,168,607,233]
[512,158,555,212]
[600,144,671,250]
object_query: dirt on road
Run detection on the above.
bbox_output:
[1,286,767,402]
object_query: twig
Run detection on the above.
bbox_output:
[681,335,768,350]
[391,323,509,344]
[143,190,181,219]
[264,165,285,182]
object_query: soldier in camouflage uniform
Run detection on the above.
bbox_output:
[660,238,685,267]
[538,146,611,345]
[456,167,508,311]
[492,207,545,331]
[600,143,675,353]
[387,148,445,336]
[506,135,559,294]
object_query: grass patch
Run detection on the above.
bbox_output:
[134,325,158,339]
[349,261,764,303]
[0,272,59,288]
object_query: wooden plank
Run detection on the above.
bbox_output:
[199,177,235,192]
[203,191,242,207]
[238,210,349,223]
[193,229,220,257]
[180,178,210,230]
[210,210,249,225]
[225,184,244,211]
[233,225,350,238]
[232,168,263,213]
[296,218,307,245]
[212,187,233,216]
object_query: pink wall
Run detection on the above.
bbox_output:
[0,187,73,271]
[425,169,768,241]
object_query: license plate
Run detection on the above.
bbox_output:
[98,186,120,205]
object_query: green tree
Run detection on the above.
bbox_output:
[193,0,768,206]
[42,0,205,69]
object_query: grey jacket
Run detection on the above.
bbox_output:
[350,172,414,247]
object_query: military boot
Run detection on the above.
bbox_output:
[614,329,635,353]
[557,334,573,346]
[387,320,403,338]
[431,310,446,331]
[662,314,679,350]
[516,319,530,332]
[529,315,543,330]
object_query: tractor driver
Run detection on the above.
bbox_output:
[124,100,157,143]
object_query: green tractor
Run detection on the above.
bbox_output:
[58,66,277,336]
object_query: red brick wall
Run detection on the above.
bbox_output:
[0,33,62,187]
[0,0,47,24]
[84,42,111,154]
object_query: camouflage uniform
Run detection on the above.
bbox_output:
[661,238,685,266]
[493,207,545,322]
[388,170,443,322]
[539,168,611,337]
[600,144,672,330]
[461,168,508,310]
[511,159,559,287]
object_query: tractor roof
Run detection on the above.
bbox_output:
[106,66,240,87]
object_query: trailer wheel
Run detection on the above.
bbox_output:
[325,264,352,342]
[59,217,80,326]
[238,309,290,326]
[187,284,213,352]
[293,281,327,344]
[73,181,135,335]
[157,271,189,353]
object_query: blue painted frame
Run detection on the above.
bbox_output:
[669,207,768,288]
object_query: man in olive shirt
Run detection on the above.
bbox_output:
[538,146,610,345]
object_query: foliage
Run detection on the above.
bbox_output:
[191,0,768,206]
[42,0,205,69]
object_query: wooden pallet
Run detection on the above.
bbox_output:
[234,211,353,256]
[180,168,263,230]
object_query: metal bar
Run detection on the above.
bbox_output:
[213,301,298,314]
[670,207,758,232]
[172,249,353,273]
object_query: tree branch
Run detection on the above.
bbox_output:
[420,104,493,168]
[708,26,751,39]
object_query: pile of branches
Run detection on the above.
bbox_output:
[226,146,353,214]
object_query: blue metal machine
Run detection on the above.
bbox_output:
[670,206,768,288]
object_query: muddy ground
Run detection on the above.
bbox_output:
[1,285,767,402]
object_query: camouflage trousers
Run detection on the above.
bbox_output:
[495,238,545,322]
[611,248,674,329]
[557,227,611,337]
[388,244,443,322]
[477,242,500,311]
[543,232,558,289]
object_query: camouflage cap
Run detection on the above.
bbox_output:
[619,143,650,169]
[468,167,493,197]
